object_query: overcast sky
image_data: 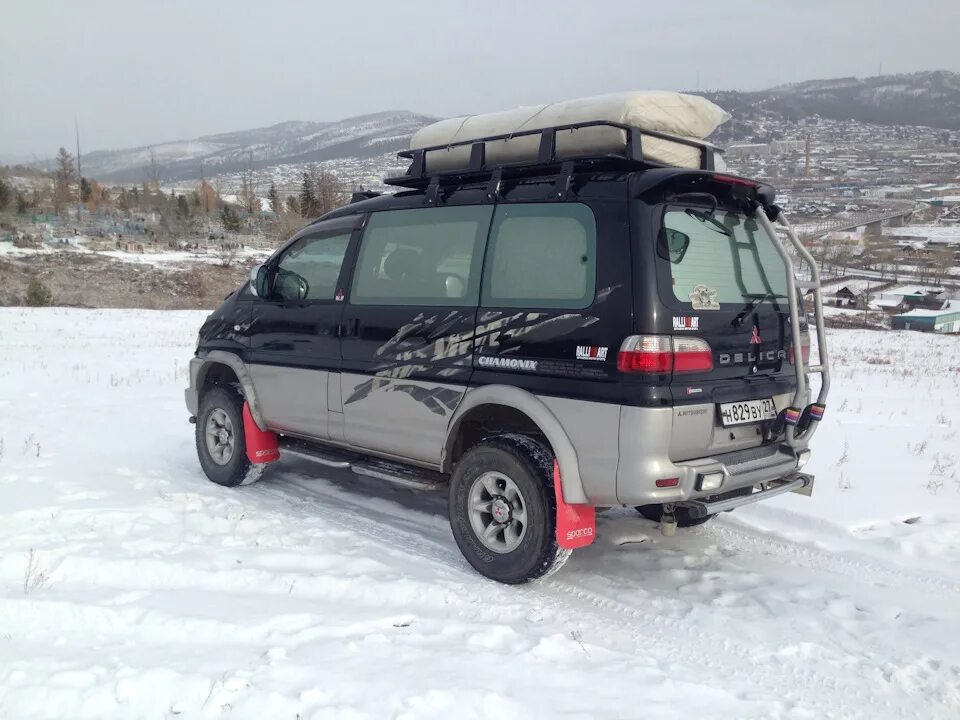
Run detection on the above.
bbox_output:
[2,0,959,159]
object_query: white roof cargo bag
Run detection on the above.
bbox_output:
[410,91,730,172]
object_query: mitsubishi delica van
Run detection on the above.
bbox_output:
[185,96,830,584]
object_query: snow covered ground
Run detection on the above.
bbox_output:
[1,308,959,719]
[0,239,272,269]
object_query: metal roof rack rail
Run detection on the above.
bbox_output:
[385,120,717,190]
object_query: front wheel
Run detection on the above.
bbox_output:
[195,385,264,487]
[449,436,570,584]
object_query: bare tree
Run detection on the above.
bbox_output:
[53,147,76,216]
[238,174,258,214]
[197,180,219,214]
[316,168,346,216]
[929,246,955,285]
[217,242,238,267]
[862,235,900,281]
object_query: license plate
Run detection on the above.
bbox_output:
[718,398,777,427]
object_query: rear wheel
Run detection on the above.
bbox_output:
[196,385,264,487]
[449,436,570,584]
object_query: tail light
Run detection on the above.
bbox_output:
[618,335,713,375]
[789,331,811,365]
[711,174,759,188]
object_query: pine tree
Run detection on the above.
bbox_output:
[220,204,241,232]
[79,177,92,203]
[299,171,316,218]
[267,182,280,213]
[285,195,300,216]
[16,192,28,214]
[0,177,10,210]
[176,194,190,219]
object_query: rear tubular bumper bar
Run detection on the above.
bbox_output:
[752,206,831,448]
[681,473,813,519]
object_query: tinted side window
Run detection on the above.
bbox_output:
[274,233,351,301]
[351,206,493,306]
[481,203,597,309]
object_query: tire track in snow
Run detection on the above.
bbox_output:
[706,519,960,599]
[254,471,950,719]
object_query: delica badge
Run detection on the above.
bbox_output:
[689,284,720,310]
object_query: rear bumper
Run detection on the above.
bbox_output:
[615,405,810,506]
[680,473,813,518]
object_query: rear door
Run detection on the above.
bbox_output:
[339,201,492,464]
[648,202,802,458]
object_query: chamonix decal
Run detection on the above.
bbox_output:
[345,309,598,409]
[477,356,538,372]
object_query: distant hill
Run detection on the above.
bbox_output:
[698,70,960,130]
[71,111,437,183]
[24,71,960,185]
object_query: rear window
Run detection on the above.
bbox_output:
[661,207,788,304]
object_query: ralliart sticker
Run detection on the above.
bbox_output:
[575,346,609,361]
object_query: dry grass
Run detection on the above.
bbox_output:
[0,252,255,309]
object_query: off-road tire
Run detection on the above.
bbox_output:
[449,435,571,584]
[196,385,264,487]
[635,504,715,527]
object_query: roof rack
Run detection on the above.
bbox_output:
[385,120,717,190]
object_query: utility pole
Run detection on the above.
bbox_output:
[200,159,206,214]
[863,281,871,327]
[75,117,83,224]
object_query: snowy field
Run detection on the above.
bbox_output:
[0,239,272,269]
[1,308,959,719]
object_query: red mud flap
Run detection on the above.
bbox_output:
[553,461,595,549]
[242,402,280,464]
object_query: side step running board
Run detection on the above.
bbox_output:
[278,437,446,492]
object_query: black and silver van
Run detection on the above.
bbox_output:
[185,121,830,584]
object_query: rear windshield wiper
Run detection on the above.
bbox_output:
[732,293,784,328]
[685,208,732,237]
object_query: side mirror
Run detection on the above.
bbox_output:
[660,228,690,264]
[249,264,273,298]
[274,267,309,302]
